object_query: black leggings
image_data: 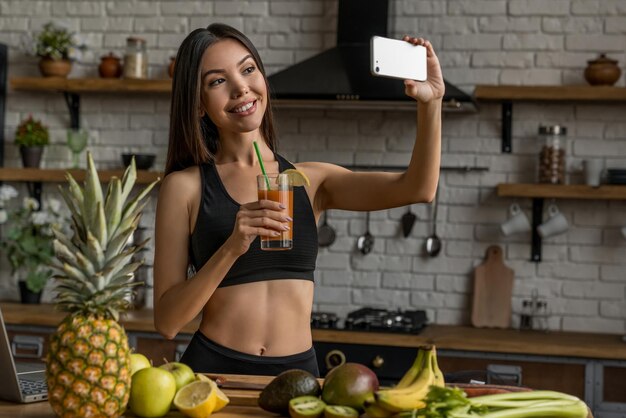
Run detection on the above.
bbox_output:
[180,331,320,377]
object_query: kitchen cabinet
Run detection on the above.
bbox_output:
[496,183,626,262]
[474,85,626,153]
[128,331,193,366]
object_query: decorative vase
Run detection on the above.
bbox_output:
[584,54,621,86]
[18,281,42,304]
[38,57,72,78]
[19,145,43,168]
[98,52,123,78]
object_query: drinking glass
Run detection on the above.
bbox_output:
[257,173,293,250]
[66,128,88,168]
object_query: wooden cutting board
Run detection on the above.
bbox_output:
[471,245,514,328]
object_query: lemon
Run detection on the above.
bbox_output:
[174,380,217,418]
[282,169,311,187]
[195,374,230,412]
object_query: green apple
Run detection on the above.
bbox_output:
[129,367,176,417]
[159,361,195,391]
[130,353,151,376]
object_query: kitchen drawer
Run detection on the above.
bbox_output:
[314,341,417,384]
[5,325,54,361]
[438,351,586,399]
[129,332,193,366]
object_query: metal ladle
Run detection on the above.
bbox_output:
[424,185,442,257]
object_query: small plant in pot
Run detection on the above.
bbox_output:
[0,186,65,303]
[15,115,49,168]
[34,22,84,77]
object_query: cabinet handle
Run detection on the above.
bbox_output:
[372,355,384,368]
[11,335,44,359]
[325,350,346,370]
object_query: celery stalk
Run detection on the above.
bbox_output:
[482,400,588,418]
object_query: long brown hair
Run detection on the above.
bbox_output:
[165,23,277,175]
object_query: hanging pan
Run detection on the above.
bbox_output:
[318,211,336,247]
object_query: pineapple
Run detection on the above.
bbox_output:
[46,152,158,418]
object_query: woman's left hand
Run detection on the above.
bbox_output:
[402,36,445,103]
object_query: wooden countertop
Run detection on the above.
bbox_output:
[0,402,273,417]
[2,302,625,361]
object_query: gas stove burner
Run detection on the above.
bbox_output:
[344,307,428,334]
[311,312,339,329]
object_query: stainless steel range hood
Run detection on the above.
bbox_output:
[268,0,477,112]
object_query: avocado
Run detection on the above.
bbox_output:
[258,369,322,415]
[289,396,326,418]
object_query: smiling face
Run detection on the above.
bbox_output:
[199,38,267,137]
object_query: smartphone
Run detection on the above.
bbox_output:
[370,36,427,81]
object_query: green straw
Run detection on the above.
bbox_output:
[253,141,271,190]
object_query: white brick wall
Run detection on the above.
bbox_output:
[0,0,624,335]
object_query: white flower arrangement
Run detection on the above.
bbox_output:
[0,185,66,293]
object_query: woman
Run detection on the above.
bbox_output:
[153,23,444,376]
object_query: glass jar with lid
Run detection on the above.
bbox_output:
[123,37,148,79]
[538,125,567,184]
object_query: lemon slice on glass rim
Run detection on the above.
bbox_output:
[173,380,217,418]
[282,169,311,186]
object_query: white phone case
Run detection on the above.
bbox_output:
[370,36,427,82]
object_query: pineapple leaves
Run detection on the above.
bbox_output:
[104,178,122,239]
[52,151,160,317]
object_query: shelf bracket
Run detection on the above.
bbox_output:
[501,101,512,153]
[531,198,544,262]
[63,92,80,129]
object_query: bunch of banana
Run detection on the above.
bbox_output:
[363,345,445,417]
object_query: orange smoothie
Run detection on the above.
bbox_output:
[257,188,293,250]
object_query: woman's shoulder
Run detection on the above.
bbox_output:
[160,165,201,198]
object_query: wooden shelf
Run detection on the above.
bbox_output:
[0,168,162,184]
[497,183,626,200]
[473,85,626,153]
[475,85,626,101]
[10,77,172,93]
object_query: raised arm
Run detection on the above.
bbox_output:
[307,37,444,212]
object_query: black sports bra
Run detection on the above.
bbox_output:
[189,154,318,287]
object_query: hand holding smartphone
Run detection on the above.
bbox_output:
[370,36,427,82]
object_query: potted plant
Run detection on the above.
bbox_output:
[0,185,64,303]
[15,115,49,168]
[35,22,83,77]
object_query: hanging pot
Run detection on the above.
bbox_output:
[318,211,336,247]
[19,145,44,168]
[38,57,72,78]
[401,206,417,238]
[356,211,374,255]
[18,281,42,304]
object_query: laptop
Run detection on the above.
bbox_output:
[0,307,48,403]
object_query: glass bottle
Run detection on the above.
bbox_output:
[123,37,148,79]
[538,125,567,184]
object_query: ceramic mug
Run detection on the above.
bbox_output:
[537,204,569,238]
[501,203,531,236]
[583,158,603,187]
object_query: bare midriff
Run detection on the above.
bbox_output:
[199,279,314,356]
